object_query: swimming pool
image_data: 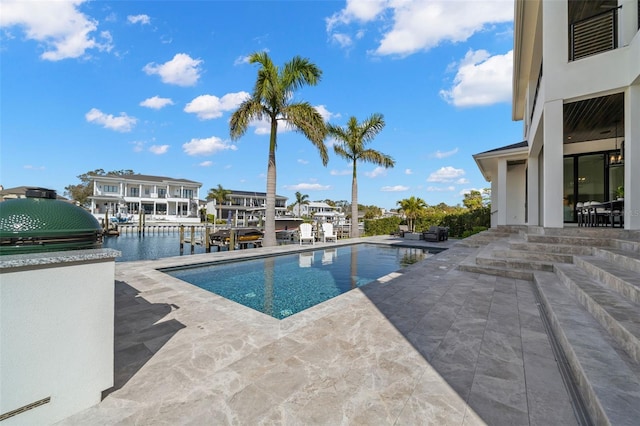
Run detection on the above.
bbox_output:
[162,244,442,319]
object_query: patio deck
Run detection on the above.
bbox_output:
[56,236,577,425]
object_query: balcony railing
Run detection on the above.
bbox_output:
[570,7,619,61]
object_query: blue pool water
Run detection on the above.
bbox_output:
[162,244,442,319]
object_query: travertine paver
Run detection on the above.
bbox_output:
[56,236,577,425]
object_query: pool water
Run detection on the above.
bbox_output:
[162,244,441,319]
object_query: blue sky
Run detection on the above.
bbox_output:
[1,0,523,210]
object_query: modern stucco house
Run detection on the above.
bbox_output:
[475,0,639,230]
[205,190,289,226]
[89,174,202,221]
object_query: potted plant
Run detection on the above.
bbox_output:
[615,185,624,200]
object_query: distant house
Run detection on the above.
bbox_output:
[474,0,639,230]
[0,186,69,202]
[205,190,289,226]
[89,174,202,222]
[292,201,344,222]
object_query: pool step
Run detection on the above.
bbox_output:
[525,234,612,247]
[509,241,594,255]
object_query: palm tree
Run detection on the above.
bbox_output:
[230,52,328,247]
[207,184,231,224]
[327,113,395,238]
[397,196,428,232]
[294,191,309,217]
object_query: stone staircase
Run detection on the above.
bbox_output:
[456,226,640,425]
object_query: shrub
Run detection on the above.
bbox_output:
[439,207,490,238]
[363,216,402,236]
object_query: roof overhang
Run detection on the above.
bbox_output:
[473,142,529,182]
[512,0,541,121]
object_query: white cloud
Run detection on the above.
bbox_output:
[85,108,137,132]
[456,178,470,184]
[149,144,169,155]
[284,183,331,191]
[297,159,309,165]
[182,136,237,156]
[128,14,150,25]
[199,161,213,167]
[131,141,145,152]
[314,105,339,122]
[330,169,351,176]
[143,53,203,87]
[330,33,353,48]
[431,148,459,159]
[459,187,483,196]
[381,185,409,192]
[233,55,251,66]
[427,186,456,192]
[140,96,174,109]
[23,164,45,170]
[0,0,113,60]
[326,1,513,57]
[184,92,249,120]
[427,166,465,182]
[405,169,413,175]
[364,166,387,178]
[440,49,513,107]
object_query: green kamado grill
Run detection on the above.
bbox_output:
[0,188,103,255]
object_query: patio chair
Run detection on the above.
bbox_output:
[422,226,440,242]
[322,222,337,243]
[299,223,315,245]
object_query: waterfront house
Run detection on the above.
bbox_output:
[89,174,202,222]
[474,0,639,230]
[292,201,345,222]
[205,190,289,226]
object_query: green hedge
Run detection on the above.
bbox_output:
[363,216,402,236]
[439,207,490,238]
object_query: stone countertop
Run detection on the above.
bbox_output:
[0,248,121,270]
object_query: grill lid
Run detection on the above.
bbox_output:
[0,187,102,254]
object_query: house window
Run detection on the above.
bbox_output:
[183,189,194,199]
[129,187,139,197]
[158,188,166,198]
[104,185,118,193]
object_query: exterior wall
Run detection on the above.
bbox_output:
[507,164,527,224]
[0,256,115,425]
[519,0,640,229]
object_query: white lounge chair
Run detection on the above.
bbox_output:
[322,222,337,243]
[299,223,315,245]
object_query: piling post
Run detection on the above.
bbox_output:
[205,226,211,253]
[190,225,195,254]
[229,229,236,251]
[179,225,184,254]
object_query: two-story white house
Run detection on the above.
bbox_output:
[89,174,202,222]
[292,201,345,222]
[206,190,289,226]
[475,0,639,230]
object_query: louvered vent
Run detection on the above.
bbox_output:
[570,8,618,61]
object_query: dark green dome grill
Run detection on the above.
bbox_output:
[0,188,103,255]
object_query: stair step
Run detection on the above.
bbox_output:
[509,241,594,255]
[554,263,640,363]
[533,271,640,426]
[457,256,534,280]
[526,234,612,246]
[574,255,640,304]
[612,238,640,253]
[594,247,640,274]
[475,254,554,271]
[493,249,574,263]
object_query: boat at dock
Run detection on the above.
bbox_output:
[210,228,263,245]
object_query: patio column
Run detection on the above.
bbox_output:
[543,99,564,228]
[497,159,508,226]
[625,84,640,229]
[527,155,539,226]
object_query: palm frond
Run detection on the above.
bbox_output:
[360,149,395,168]
[282,56,322,92]
[230,99,265,140]
[284,102,329,165]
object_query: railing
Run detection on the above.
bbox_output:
[570,7,619,61]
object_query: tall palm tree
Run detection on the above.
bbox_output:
[397,196,428,232]
[207,184,231,224]
[328,113,395,238]
[294,191,309,217]
[230,52,328,247]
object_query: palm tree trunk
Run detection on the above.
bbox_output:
[263,120,278,247]
[351,160,359,238]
